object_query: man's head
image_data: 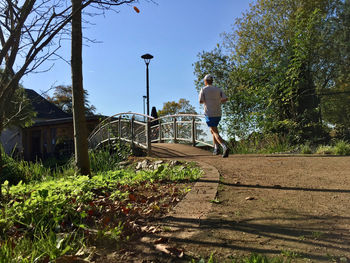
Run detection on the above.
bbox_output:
[204,74,213,85]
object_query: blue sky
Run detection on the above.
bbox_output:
[21,0,253,117]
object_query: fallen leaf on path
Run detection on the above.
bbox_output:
[154,237,168,244]
[245,196,255,200]
[211,198,222,204]
[155,244,184,258]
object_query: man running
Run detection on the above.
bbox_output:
[199,74,229,158]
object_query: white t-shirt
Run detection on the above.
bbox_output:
[199,85,227,117]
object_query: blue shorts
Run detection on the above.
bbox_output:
[205,116,221,127]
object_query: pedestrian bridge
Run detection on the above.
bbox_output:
[88,112,213,154]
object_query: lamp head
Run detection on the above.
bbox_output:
[141,53,154,64]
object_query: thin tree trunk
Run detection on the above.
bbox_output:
[71,0,90,175]
[0,118,3,199]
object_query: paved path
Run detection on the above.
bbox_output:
[144,143,350,262]
[151,143,219,220]
[150,144,221,248]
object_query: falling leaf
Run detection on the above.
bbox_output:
[133,6,140,13]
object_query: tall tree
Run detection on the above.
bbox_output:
[321,0,350,139]
[45,85,96,116]
[0,0,138,178]
[71,0,90,175]
[157,98,204,141]
[70,0,137,175]
[194,0,344,143]
[158,98,197,116]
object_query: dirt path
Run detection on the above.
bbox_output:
[149,143,350,262]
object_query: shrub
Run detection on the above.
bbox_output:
[334,140,350,155]
[315,145,335,155]
[89,142,131,173]
[300,144,313,154]
[1,147,23,185]
[230,133,293,154]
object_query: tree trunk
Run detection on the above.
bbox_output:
[71,0,90,175]
[0,118,3,199]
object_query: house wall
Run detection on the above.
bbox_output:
[0,127,23,156]
[22,119,99,161]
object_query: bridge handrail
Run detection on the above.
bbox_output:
[88,113,213,152]
[153,114,205,121]
[88,112,154,141]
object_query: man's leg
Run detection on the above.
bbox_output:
[210,127,229,158]
[210,127,224,145]
[210,128,220,155]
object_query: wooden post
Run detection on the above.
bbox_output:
[192,117,196,147]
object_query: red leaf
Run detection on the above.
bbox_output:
[121,206,130,215]
[129,193,136,201]
[103,216,111,225]
[133,6,140,13]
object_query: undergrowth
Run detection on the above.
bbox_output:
[0,144,202,262]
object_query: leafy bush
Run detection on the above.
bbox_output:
[89,143,131,172]
[333,140,350,155]
[315,145,335,155]
[230,133,293,154]
[0,161,201,262]
[300,144,313,154]
[1,146,52,185]
[1,150,21,185]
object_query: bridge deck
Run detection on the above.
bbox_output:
[150,143,213,159]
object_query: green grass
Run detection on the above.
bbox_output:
[231,134,293,154]
[300,144,312,154]
[89,143,131,172]
[315,145,335,155]
[231,136,350,156]
[333,140,350,155]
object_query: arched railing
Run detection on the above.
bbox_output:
[88,113,213,154]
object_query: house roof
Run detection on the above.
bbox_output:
[31,115,105,127]
[25,89,72,119]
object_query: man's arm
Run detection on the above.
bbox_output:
[199,88,205,104]
[220,88,228,103]
[221,97,228,103]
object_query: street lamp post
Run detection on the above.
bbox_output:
[141,53,153,117]
[142,95,147,121]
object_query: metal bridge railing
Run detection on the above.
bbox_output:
[88,113,213,154]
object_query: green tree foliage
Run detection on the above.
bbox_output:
[158,98,197,117]
[157,99,203,141]
[1,70,35,129]
[45,85,96,116]
[321,0,350,139]
[3,87,36,129]
[194,0,347,144]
